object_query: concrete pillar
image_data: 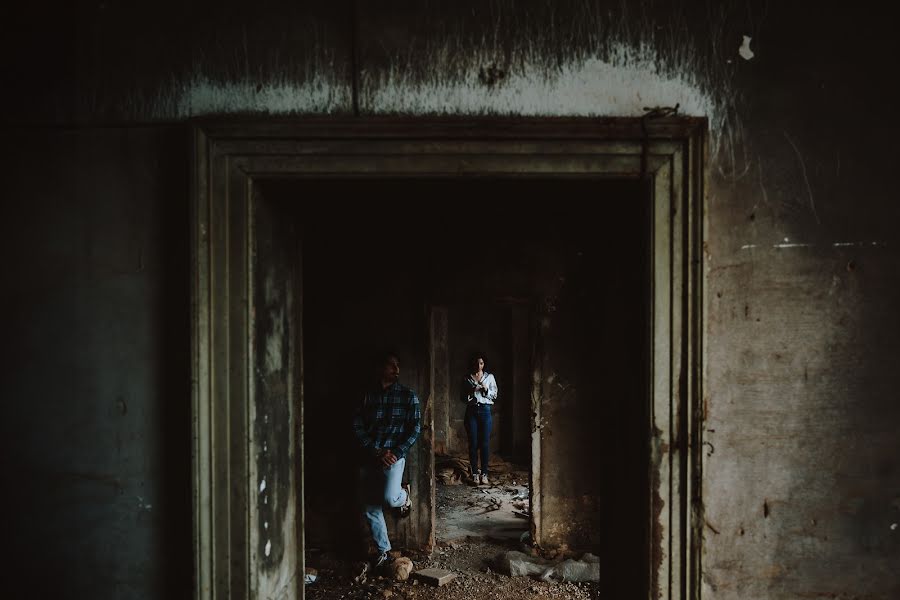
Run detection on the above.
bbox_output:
[430,307,450,455]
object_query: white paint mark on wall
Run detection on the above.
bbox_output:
[264,521,269,530]
[773,243,814,249]
[833,241,887,247]
[259,479,267,493]
[742,241,888,251]
[891,523,898,531]
[265,540,272,557]
[739,36,755,60]
[136,496,153,511]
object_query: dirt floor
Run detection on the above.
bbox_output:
[305,457,601,600]
[305,539,599,600]
[435,460,530,543]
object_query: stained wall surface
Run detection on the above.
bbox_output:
[4,1,900,598]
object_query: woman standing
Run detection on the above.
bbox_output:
[463,353,498,485]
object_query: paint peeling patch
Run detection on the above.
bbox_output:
[368,53,717,120]
[364,49,729,162]
[264,307,285,375]
[265,539,272,557]
[142,73,350,119]
[738,36,755,60]
[149,40,736,165]
[259,479,267,493]
[360,22,743,170]
[891,523,898,531]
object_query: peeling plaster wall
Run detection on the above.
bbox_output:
[5,1,900,598]
[251,194,301,596]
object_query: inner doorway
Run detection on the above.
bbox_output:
[261,176,649,593]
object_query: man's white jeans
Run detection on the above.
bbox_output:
[360,456,409,555]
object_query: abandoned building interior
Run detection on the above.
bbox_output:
[294,178,649,590]
[3,1,900,599]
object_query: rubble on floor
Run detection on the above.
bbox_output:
[305,539,599,600]
[392,558,414,581]
[498,550,600,582]
[304,456,598,598]
[434,454,528,488]
[411,568,457,586]
[436,456,531,542]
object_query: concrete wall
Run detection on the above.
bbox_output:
[5,1,900,598]
[2,128,193,599]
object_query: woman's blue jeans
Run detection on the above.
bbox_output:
[464,403,493,475]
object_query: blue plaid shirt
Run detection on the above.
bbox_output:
[353,382,421,459]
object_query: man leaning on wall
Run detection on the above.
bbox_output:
[352,351,421,571]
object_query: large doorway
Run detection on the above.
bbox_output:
[191,119,706,600]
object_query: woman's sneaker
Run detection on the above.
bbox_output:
[468,472,480,486]
[480,473,490,486]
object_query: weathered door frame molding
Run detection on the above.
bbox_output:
[191,117,707,600]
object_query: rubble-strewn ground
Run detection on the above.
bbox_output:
[435,471,530,542]
[306,456,600,599]
[305,539,599,600]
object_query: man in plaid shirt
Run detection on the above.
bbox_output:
[353,351,421,570]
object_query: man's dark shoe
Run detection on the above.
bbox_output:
[398,483,412,518]
[373,551,392,571]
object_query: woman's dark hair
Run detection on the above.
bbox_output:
[469,352,487,370]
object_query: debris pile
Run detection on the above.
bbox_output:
[497,550,600,583]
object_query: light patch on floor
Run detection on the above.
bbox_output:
[436,481,529,543]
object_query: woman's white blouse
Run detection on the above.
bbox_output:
[467,372,498,405]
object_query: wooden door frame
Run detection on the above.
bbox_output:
[191,116,707,600]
